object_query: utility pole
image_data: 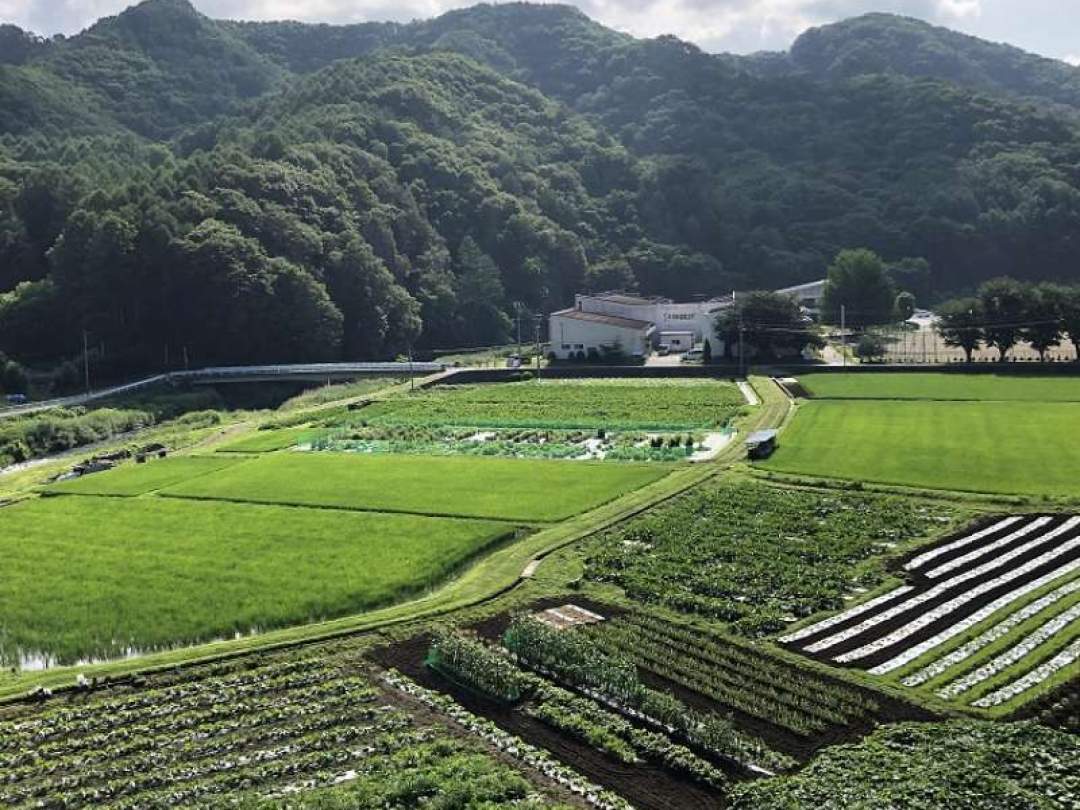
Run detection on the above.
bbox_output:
[534,314,542,381]
[840,304,846,368]
[408,343,415,391]
[514,302,524,359]
[82,330,90,395]
[737,300,745,379]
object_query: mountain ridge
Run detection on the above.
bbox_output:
[1,0,1079,374]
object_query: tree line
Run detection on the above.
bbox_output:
[936,278,1080,362]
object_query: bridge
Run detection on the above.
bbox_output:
[0,362,446,420]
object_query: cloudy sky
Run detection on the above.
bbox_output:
[3,0,1078,64]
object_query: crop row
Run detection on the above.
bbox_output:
[789,516,1074,657]
[383,669,632,810]
[589,618,872,736]
[803,525,1080,657]
[525,683,730,788]
[500,617,792,771]
[921,517,1061,579]
[614,614,876,716]
[901,577,1080,687]
[1,707,413,807]
[972,636,1080,708]
[833,544,1080,665]
[903,516,1023,573]
[938,603,1080,701]
[1,665,351,749]
[106,726,443,810]
[865,558,1080,676]
[1,679,376,782]
[427,629,531,702]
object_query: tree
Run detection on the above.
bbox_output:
[1,359,27,393]
[854,333,886,363]
[454,237,511,346]
[935,297,982,362]
[1023,283,1064,361]
[702,338,712,364]
[715,292,822,362]
[977,277,1032,362]
[894,291,916,321]
[821,249,897,328]
[885,257,932,302]
[1058,286,1080,362]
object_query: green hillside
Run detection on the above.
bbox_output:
[2,0,1080,377]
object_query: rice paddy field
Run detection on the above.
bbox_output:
[162,452,671,522]
[765,373,1080,498]
[0,496,512,666]
[798,372,1080,402]
[41,455,246,495]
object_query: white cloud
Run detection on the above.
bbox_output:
[0,0,1066,60]
[1065,54,1080,67]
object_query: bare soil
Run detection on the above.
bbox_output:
[370,633,726,810]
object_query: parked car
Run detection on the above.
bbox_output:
[656,344,670,356]
[682,348,703,362]
[5,393,27,405]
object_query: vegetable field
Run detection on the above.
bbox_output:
[780,514,1080,711]
[0,649,574,809]
[357,379,746,430]
[0,496,512,666]
[730,720,1079,810]
[163,452,671,522]
[582,614,921,760]
[584,478,960,636]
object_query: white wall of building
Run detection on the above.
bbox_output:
[549,315,653,359]
[573,294,730,351]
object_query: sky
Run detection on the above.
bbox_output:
[2,0,1078,64]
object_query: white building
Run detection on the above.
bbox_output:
[548,292,730,360]
[775,279,826,318]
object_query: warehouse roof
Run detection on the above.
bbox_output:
[551,308,655,330]
[745,429,779,446]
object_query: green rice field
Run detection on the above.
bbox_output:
[800,372,1080,402]
[764,398,1080,497]
[356,379,745,430]
[41,456,245,496]
[215,426,319,452]
[0,496,511,666]
[162,452,670,522]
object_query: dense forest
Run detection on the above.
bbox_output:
[1,0,1079,375]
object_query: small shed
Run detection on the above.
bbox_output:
[745,429,778,460]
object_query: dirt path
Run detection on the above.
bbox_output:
[736,380,760,405]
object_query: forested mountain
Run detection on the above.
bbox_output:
[1,0,1079,376]
[789,14,1080,117]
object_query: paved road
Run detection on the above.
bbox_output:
[0,362,445,420]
